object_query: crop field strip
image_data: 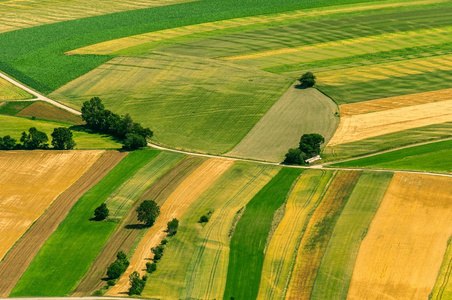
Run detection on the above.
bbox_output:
[52,53,292,154]
[0,101,34,116]
[431,235,452,299]
[0,0,195,34]
[70,0,445,56]
[257,169,335,300]
[0,150,103,261]
[332,139,452,174]
[107,158,234,295]
[0,0,380,94]
[310,171,393,300]
[0,114,121,149]
[0,77,32,100]
[323,122,452,161]
[72,155,206,296]
[16,101,83,125]
[10,150,161,296]
[348,173,452,299]
[285,170,361,299]
[227,87,338,162]
[223,167,303,300]
[142,162,280,299]
[327,100,452,146]
[0,151,126,297]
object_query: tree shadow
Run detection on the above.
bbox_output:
[69,125,124,144]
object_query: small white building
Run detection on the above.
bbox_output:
[305,155,321,164]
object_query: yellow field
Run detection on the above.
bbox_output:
[257,169,334,300]
[107,158,233,296]
[0,150,103,259]
[316,54,452,86]
[328,100,452,146]
[0,77,33,100]
[68,0,443,56]
[348,173,452,299]
[340,88,452,117]
[0,0,192,34]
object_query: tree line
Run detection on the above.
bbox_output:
[0,126,75,150]
[81,97,153,150]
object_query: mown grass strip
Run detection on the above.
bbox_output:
[223,167,302,300]
[286,170,361,299]
[311,171,393,300]
[332,139,452,173]
[10,149,160,296]
[257,169,335,300]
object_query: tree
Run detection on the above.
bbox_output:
[93,203,109,221]
[283,148,306,165]
[146,262,157,273]
[298,71,316,89]
[20,127,48,149]
[167,218,179,236]
[51,127,76,150]
[299,133,324,157]
[0,135,17,150]
[136,200,160,226]
[106,251,129,279]
[129,271,146,295]
[123,133,147,150]
[81,97,105,130]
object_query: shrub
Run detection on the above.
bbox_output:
[106,251,129,279]
[167,218,179,236]
[146,262,157,273]
[128,271,146,295]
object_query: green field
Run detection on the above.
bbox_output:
[51,54,292,154]
[10,149,160,296]
[223,167,302,300]
[0,114,121,149]
[332,139,452,173]
[0,77,32,100]
[0,101,34,115]
[143,162,279,299]
[227,87,338,162]
[311,171,393,299]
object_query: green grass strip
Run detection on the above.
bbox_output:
[0,101,34,115]
[332,139,452,173]
[10,149,160,296]
[223,167,302,300]
[311,171,393,300]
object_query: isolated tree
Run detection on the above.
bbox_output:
[123,133,147,150]
[136,200,160,226]
[20,127,48,149]
[51,127,76,150]
[167,218,179,236]
[146,262,157,273]
[298,71,316,89]
[0,135,17,150]
[298,133,324,157]
[93,203,109,221]
[283,148,305,165]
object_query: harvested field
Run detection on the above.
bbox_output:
[223,168,303,300]
[227,87,338,162]
[107,158,233,296]
[340,88,452,117]
[286,170,361,300]
[0,77,32,100]
[348,173,452,299]
[0,0,193,34]
[257,169,335,300]
[311,172,393,300]
[143,162,279,299]
[16,101,83,124]
[0,151,126,297]
[328,100,452,146]
[0,150,103,261]
[72,155,204,296]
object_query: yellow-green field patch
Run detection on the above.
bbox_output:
[0,77,33,100]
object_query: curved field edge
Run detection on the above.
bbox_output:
[310,171,393,300]
[223,167,303,300]
[348,173,452,299]
[257,169,335,299]
[0,151,126,297]
[0,150,104,261]
[285,170,361,300]
[10,149,161,296]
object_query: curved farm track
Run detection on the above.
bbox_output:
[72,156,205,295]
[0,151,126,297]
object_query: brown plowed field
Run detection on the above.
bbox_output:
[286,170,361,300]
[347,173,452,300]
[107,158,234,296]
[72,156,205,296]
[340,89,452,117]
[0,151,126,297]
[17,101,84,124]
